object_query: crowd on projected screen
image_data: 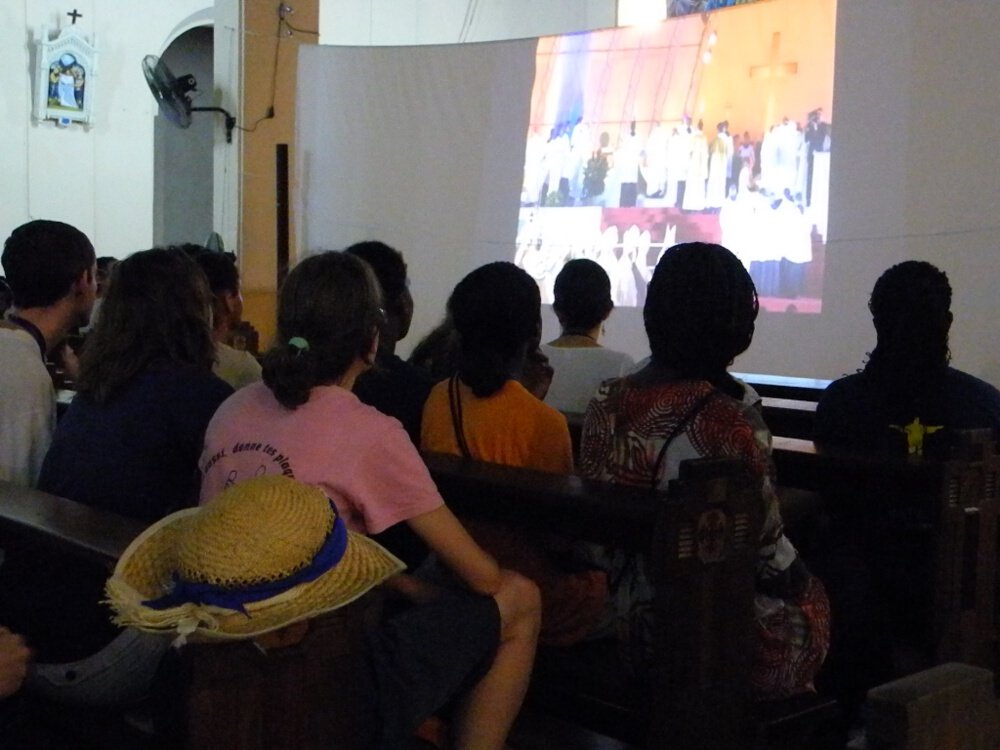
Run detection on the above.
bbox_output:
[516,108,831,311]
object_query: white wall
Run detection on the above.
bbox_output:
[319,0,616,45]
[0,1,210,259]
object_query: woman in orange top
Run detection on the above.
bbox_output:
[421,262,572,472]
[422,262,604,644]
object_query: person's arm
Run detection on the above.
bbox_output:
[406,505,501,596]
[0,627,30,698]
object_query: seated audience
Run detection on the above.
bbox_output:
[347,240,434,444]
[1,247,231,708]
[190,247,263,390]
[815,260,1000,453]
[197,250,540,750]
[39,247,233,520]
[0,220,96,486]
[542,259,635,413]
[421,262,607,645]
[578,242,829,697]
[8,248,231,699]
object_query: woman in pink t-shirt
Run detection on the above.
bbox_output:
[199,251,540,750]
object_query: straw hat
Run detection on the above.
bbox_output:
[106,475,404,640]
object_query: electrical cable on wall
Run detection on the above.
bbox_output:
[237,3,319,134]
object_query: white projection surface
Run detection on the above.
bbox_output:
[296,0,1000,386]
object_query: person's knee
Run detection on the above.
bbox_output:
[494,570,541,639]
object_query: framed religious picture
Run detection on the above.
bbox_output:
[34,24,99,126]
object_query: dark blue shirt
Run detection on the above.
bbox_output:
[39,367,233,522]
[815,366,1000,452]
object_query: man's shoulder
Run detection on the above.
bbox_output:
[0,325,39,351]
[946,367,1000,396]
[945,367,1000,414]
[818,371,870,402]
[0,329,51,390]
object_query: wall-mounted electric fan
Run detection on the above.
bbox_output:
[142,54,236,143]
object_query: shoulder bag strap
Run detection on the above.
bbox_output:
[448,375,473,460]
[649,388,719,490]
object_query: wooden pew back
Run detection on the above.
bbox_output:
[163,601,375,750]
[424,452,763,748]
[771,432,1000,672]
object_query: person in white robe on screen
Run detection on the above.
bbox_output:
[522,127,547,205]
[681,122,708,212]
[616,123,641,208]
[705,122,732,210]
[667,121,692,207]
[641,122,668,199]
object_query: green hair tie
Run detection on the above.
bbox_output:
[288,336,310,354]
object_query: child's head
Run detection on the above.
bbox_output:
[263,251,383,408]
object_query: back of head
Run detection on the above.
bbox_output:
[2,219,95,308]
[262,251,382,409]
[345,241,407,304]
[866,260,952,382]
[644,242,758,386]
[76,247,215,403]
[448,261,540,398]
[192,251,240,298]
[345,240,411,343]
[552,258,613,333]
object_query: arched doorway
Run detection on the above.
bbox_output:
[152,25,214,247]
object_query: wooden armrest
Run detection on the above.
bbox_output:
[0,480,145,564]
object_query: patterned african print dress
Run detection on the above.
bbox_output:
[579,377,830,698]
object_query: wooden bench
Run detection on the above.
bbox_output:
[865,662,998,750]
[424,451,841,749]
[0,480,374,750]
[770,432,1000,682]
[760,396,817,440]
[0,481,651,749]
[731,371,830,402]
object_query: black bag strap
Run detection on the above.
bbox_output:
[649,388,719,490]
[448,375,473,460]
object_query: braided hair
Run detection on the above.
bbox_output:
[262,251,383,409]
[448,262,540,398]
[644,242,758,395]
[864,260,952,407]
